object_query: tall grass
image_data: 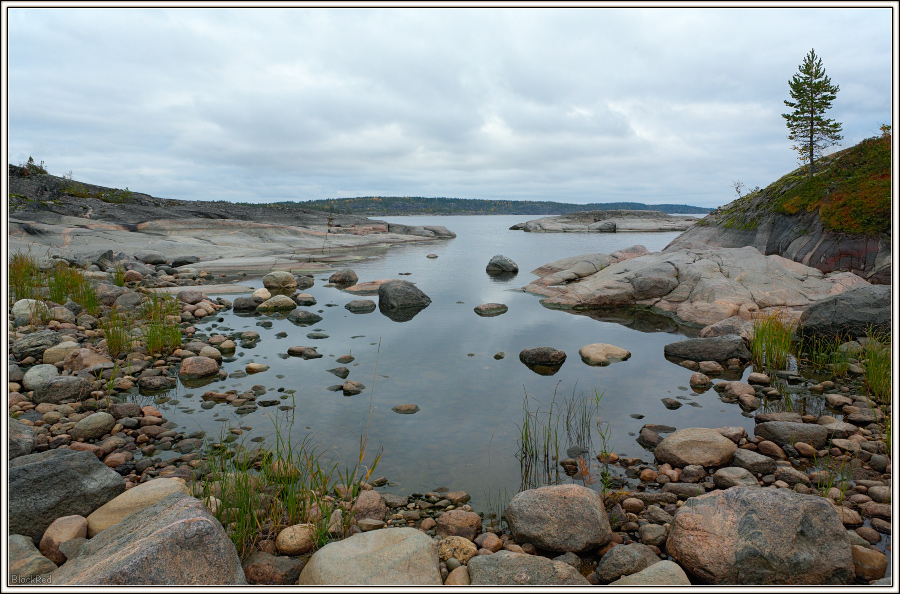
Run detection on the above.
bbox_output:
[516,387,562,492]
[99,306,132,358]
[142,293,182,356]
[862,328,891,405]
[750,311,795,371]
[9,250,42,304]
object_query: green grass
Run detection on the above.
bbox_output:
[750,311,796,371]
[112,263,126,287]
[9,250,42,304]
[862,328,891,405]
[141,293,182,356]
[99,306,132,359]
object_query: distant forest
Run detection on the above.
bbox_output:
[292,196,712,216]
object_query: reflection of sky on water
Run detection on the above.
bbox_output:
[155,216,757,508]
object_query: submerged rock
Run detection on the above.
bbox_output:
[486,255,519,274]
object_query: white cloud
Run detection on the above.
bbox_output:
[6,7,893,208]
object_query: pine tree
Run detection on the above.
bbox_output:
[782,49,843,178]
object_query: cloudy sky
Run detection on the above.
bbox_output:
[5,7,894,208]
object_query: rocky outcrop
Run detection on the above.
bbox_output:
[517,210,698,233]
[524,245,869,327]
[667,487,854,584]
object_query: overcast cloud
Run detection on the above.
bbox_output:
[5,7,894,208]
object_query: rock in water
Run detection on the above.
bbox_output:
[579,343,631,366]
[666,486,854,584]
[9,449,124,544]
[378,280,431,322]
[297,527,441,585]
[262,271,297,294]
[653,428,737,468]
[518,347,566,376]
[798,284,891,341]
[485,255,519,274]
[51,493,246,585]
[504,484,612,553]
[663,336,751,363]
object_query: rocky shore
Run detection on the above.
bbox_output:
[510,210,698,233]
[6,246,892,586]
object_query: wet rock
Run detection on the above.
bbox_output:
[138,376,177,392]
[474,303,508,317]
[689,373,711,389]
[664,336,751,363]
[342,380,365,395]
[288,346,323,359]
[297,527,441,585]
[51,493,246,585]
[287,309,323,325]
[667,487,853,584]
[392,404,420,414]
[654,428,737,468]
[468,550,589,585]
[579,343,631,366]
[378,280,431,320]
[345,299,376,313]
[232,296,264,312]
[327,366,350,379]
[10,449,125,544]
[519,347,566,376]
[505,484,611,553]
[485,255,519,275]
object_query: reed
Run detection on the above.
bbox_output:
[861,328,891,405]
[8,250,41,304]
[99,306,132,358]
[141,292,182,356]
[749,311,795,371]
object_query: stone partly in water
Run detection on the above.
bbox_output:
[663,336,751,363]
[262,271,297,294]
[505,484,612,553]
[256,295,297,313]
[345,299,377,313]
[51,493,246,585]
[287,309,324,325]
[578,343,631,366]
[474,303,508,317]
[518,347,567,376]
[297,527,441,585]
[666,486,854,584]
[377,280,432,322]
[391,404,420,414]
[179,356,219,380]
[485,255,519,275]
[797,284,891,341]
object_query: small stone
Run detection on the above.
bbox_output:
[275,524,315,556]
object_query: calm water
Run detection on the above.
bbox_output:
[155,215,761,507]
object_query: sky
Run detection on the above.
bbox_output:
[4,6,896,209]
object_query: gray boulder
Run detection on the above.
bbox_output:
[232,296,264,312]
[505,484,612,553]
[134,250,167,265]
[713,467,760,488]
[329,269,359,285]
[95,283,129,306]
[70,412,116,442]
[596,542,661,582]
[9,418,36,460]
[667,487,854,584]
[51,493,246,585]
[486,255,519,274]
[798,284,891,341]
[33,376,93,404]
[297,527,441,585]
[664,336,751,363]
[287,309,324,325]
[519,347,567,375]
[113,291,143,309]
[11,298,50,320]
[256,295,297,313]
[345,299,376,313]
[22,363,60,392]
[468,550,589,585]
[12,329,64,360]
[731,448,777,476]
[378,280,431,321]
[754,421,829,449]
[9,449,124,544]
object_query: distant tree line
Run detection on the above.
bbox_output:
[288,196,711,216]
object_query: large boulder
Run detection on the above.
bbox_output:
[9,449,125,544]
[663,336,751,363]
[50,493,246,585]
[504,484,612,553]
[467,550,589,585]
[667,487,854,584]
[22,364,59,392]
[754,421,829,450]
[297,527,441,585]
[654,428,737,468]
[69,412,116,442]
[179,356,219,380]
[86,478,190,537]
[12,329,64,361]
[11,298,50,320]
[595,542,661,582]
[378,280,431,321]
[486,255,519,274]
[798,284,891,341]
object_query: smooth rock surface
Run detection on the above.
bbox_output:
[468,550,590,585]
[86,478,189,537]
[505,484,612,553]
[654,428,737,468]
